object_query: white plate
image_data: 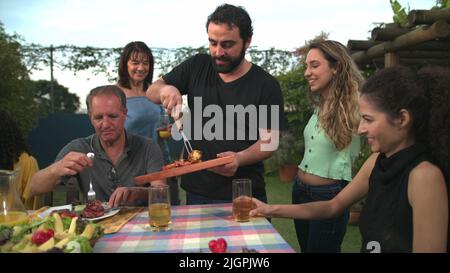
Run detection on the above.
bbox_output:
[39,204,73,218]
[82,208,120,221]
[38,204,120,221]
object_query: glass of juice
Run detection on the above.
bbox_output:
[148,185,171,231]
[232,179,252,222]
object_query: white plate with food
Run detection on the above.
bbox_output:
[83,208,120,221]
[79,200,120,221]
[38,204,73,218]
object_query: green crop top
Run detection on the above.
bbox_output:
[298,113,360,181]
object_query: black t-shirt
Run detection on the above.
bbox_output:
[359,144,431,253]
[163,54,285,200]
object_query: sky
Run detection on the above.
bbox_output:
[0,0,437,111]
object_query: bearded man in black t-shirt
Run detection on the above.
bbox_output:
[146,4,285,204]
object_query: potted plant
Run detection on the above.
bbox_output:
[271,131,303,182]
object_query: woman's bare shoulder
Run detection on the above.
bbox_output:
[408,161,447,202]
[410,161,445,183]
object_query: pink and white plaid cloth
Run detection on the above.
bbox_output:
[93,203,295,253]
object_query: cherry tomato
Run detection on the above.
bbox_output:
[31,229,54,245]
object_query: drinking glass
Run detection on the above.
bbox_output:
[157,113,171,139]
[148,185,171,231]
[232,179,252,222]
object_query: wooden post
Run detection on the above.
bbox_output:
[408,41,450,51]
[397,50,450,58]
[384,52,400,67]
[347,40,382,51]
[394,20,449,48]
[372,57,450,67]
[372,27,411,41]
[351,51,370,66]
[351,20,450,65]
[408,8,450,26]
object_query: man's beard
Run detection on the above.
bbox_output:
[211,47,246,74]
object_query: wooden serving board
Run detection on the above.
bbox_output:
[134,155,235,185]
[98,207,144,234]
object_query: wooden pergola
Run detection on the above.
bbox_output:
[348,8,450,68]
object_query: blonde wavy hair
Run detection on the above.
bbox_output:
[307,40,364,150]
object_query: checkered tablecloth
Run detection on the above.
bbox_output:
[93,203,296,253]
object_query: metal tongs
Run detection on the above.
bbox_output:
[174,118,193,155]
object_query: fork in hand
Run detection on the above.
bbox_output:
[86,152,96,202]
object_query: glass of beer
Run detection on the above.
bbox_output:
[148,185,171,231]
[232,179,252,222]
[157,113,171,139]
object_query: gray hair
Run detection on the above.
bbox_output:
[86,85,127,113]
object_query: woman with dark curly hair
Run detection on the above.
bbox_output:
[251,65,449,253]
[0,110,43,209]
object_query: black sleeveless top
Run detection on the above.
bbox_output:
[359,144,430,253]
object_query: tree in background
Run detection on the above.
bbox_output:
[0,22,39,135]
[29,80,80,115]
[20,44,299,82]
[435,0,450,8]
[1,22,81,135]
[271,65,311,167]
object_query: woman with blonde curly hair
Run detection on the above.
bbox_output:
[293,40,363,252]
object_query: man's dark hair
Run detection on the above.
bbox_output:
[206,4,253,41]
